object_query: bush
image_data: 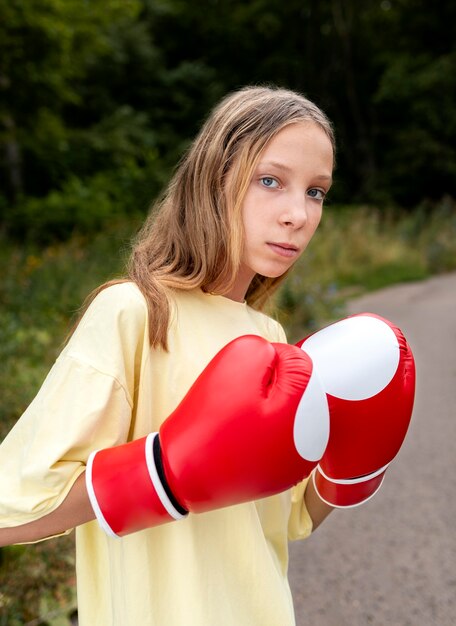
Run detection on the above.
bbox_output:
[0,536,77,626]
[275,200,456,340]
[5,153,167,244]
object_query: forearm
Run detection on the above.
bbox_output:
[0,473,94,547]
[304,475,334,531]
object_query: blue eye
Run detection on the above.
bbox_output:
[308,188,325,200]
[260,177,279,188]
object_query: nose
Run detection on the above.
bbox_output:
[280,193,308,229]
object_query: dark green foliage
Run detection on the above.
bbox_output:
[1,0,455,241]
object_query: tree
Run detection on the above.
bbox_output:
[0,0,142,201]
[1,0,455,228]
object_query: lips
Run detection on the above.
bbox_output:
[267,242,299,258]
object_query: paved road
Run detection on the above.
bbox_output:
[288,272,456,626]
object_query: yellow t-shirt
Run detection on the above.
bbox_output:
[0,283,312,626]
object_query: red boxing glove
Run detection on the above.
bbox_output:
[297,313,415,508]
[86,335,330,536]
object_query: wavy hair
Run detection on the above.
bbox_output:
[82,86,335,349]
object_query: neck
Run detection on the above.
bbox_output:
[222,265,255,302]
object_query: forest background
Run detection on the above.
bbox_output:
[1,0,456,624]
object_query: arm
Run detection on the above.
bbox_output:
[298,313,415,508]
[0,469,333,545]
[87,337,329,537]
[1,336,328,543]
[0,473,94,547]
[0,285,149,545]
[304,476,333,531]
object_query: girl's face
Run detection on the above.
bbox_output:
[227,121,334,302]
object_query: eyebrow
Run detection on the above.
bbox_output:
[259,160,293,173]
[259,161,333,184]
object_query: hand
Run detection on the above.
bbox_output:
[87,335,330,536]
[296,313,415,508]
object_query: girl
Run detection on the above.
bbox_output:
[0,85,335,625]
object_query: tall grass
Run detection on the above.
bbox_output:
[1,200,456,624]
[276,200,456,340]
[0,218,140,438]
[2,201,456,430]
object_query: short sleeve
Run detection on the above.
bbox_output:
[0,283,149,527]
[250,308,288,344]
[257,312,313,539]
[287,477,314,541]
[260,315,313,540]
[274,322,287,344]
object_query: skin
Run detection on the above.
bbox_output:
[225,121,334,303]
[0,121,334,546]
[225,121,335,527]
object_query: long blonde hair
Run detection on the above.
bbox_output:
[84,86,335,349]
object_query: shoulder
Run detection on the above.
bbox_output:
[247,306,288,343]
[84,282,148,327]
[90,281,147,313]
[66,282,149,355]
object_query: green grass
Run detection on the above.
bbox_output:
[1,200,456,623]
[0,218,140,437]
[275,201,456,340]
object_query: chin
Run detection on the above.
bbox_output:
[257,268,291,280]
[260,263,294,279]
